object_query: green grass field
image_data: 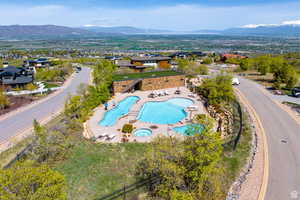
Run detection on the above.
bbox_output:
[54,140,149,200]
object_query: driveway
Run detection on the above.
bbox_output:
[0,67,91,143]
[237,77,300,200]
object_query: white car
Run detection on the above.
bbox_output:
[232,78,240,85]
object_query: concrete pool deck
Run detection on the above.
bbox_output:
[86,87,206,143]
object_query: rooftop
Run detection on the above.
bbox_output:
[113,70,184,81]
[130,56,171,62]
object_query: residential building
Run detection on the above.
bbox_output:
[0,66,33,89]
[115,56,172,72]
[24,58,50,68]
[130,56,171,68]
[220,54,247,62]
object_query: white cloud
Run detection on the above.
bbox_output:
[0,2,299,30]
[282,19,300,25]
[242,19,300,28]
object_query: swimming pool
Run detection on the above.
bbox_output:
[134,128,153,137]
[173,124,203,136]
[99,96,140,127]
[137,98,194,125]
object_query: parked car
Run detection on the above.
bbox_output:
[232,78,240,85]
[292,87,300,98]
[75,66,82,73]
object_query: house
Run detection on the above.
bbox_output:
[0,66,33,89]
[170,51,206,59]
[220,54,247,62]
[24,58,50,68]
[115,56,172,72]
[130,56,171,69]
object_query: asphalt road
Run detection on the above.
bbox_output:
[0,67,91,143]
[237,77,300,200]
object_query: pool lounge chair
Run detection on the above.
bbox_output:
[175,90,181,95]
[188,94,196,98]
[164,90,170,95]
[148,93,155,98]
[106,134,116,140]
[98,133,108,138]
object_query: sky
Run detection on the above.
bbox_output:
[0,0,300,30]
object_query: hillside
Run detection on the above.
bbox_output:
[223,25,300,37]
[0,25,96,39]
[82,26,172,34]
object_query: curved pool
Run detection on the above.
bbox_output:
[134,128,153,137]
[137,98,194,125]
[99,96,140,127]
[173,124,203,136]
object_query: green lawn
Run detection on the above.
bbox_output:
[43,82,61,89]
[222,108,252,190]
[113,70,184,81]
[54,140,149,200]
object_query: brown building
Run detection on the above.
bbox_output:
[116,56,172,72]
[221,54,247,62]
[112,71,185,94]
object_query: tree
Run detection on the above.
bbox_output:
[93,60,116,85]
[225,58,240,65]
[272,62,298,88]
[176,59,190,72]
[183,127,225,200]
[0,89,10,109]
[199,75,234,106]
[137,120,226,200]
[239,58,253,71]
[0,161,66,200]
[31,120,70,162]
[286,73,298,89]
[202,57,213,64]
[255,55,272,75]
[196,64,209,75]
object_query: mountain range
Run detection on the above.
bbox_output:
[81,26,171,34]
[0,24,299,39]
[222,25,300,37]
[0,25,96,39]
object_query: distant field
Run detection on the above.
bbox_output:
[1,35,300,53]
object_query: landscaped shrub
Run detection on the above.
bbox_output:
[25,83,38,91]
[122,124,133,133]
[0,89,10,109]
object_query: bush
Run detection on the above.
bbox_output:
[202,57,213,64]
[198,74,234,106]
[122,124,133,133]
[0,161,67,200]
[0,89,9,109]
[197,64,209,75]
[25,83,38,91]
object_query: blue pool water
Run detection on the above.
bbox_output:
[99,96,140,127]
[137,98,194,125]
[173,124,204,136]
[134,128,153,137]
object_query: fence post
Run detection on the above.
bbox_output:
[123,184,126,200]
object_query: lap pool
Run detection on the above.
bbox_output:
[137,98,194,125]
[99,96,140,127]
[173,124,204,136]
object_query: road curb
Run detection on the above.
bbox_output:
[235,88,269,200]
[0,72,77,152]
[257,85,300,125]
[0,72,76,122]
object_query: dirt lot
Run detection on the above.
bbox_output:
[0,96,35,116]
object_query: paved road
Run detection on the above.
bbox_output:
[237,77,300,200]
[0,67,91,143]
